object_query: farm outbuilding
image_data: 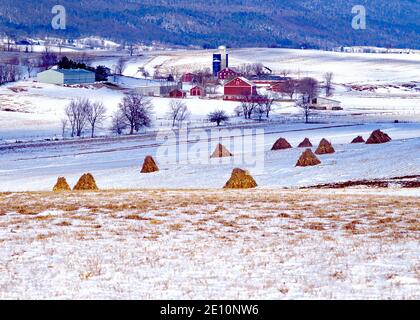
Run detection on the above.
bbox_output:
[169,89,187,98]
[224,77,257,101]
[190,86,204,97]
[37,68,96,85]
[136,81,179,97]
[181,73,197,83]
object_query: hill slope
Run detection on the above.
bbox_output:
[0,0,419,49]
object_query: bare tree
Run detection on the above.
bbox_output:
[22,58,35,78]
[110,111,127,135]
[194,68,213,87]
[240,97,259,120]
[118,93,153,134]
[0,64,20,84]
[324,72,334,97]
[114,57,127,76]
[61,119,68,138]
[280,69,290,78]
[234,106,243,117]
[86,102,107,138]
[65,98,90,137]
[167,66,181,81]
[167,100,190,128]
[282,79,298,100]
[258,95,275,118]
[297,97,312,124]
[128,44,136,56]
[39,51,58,70]
[208,110,229,126]
[297,77,319,124]
[253,104,266,121]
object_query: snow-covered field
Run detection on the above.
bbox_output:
[0,48,419,300]
[0,122,419,192]
[0,189,418,299]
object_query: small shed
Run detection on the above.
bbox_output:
[190,86,204,97]
[169,89,186,98]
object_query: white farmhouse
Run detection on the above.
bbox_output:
[37,69,96,85]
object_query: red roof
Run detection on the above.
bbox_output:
[224,76,255,87]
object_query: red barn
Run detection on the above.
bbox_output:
[169,89,186,98]
[224,77,257,101]
[190,86,204,97]
[181,73,196,83]
[218,68,238,80]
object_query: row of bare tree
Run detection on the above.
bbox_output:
[63,99,107,138]
[235,96,275,120]
[0,64,21,85]
[276,73,333,100]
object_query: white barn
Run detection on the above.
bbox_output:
[37,69,96,85]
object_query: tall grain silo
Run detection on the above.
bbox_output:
[219,46,228,69]
[213,46,229,76]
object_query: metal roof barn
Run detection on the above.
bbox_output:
[37,69,96,85]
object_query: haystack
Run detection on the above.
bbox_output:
[298,138,313,148]
[53,177,71,192]
[224,168,257,189]
[315,138,335,155]
[141,155,159,173]
[73,173,98,191]
[351,136,365,144]
[296,149,321,167]
[271,138,292,150]
[366,129,392,144]
[211,143,233,158]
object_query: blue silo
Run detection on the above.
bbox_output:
[213,53,222,76]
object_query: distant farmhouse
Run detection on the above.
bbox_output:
[37,69,96,85]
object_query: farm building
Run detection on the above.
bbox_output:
[224,77,257,101]
[181,73,197,83]
[249,75,290,86]
[311,97,343,110]
[37,69,96,85]
[190,86,204,97]
[112,75,179,97]
[133,80,179,97]
[218,68,239,80]
[169,89,187,98]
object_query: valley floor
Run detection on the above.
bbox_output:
[0,189,418,299]
[0,122,419,192]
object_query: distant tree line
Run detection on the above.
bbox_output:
[58,56,110,82]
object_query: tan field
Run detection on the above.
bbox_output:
[0,188,419,299]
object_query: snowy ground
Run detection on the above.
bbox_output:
[0,122,419,192]
[0,189,418,299]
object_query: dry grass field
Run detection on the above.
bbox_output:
[0,189,419,299]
